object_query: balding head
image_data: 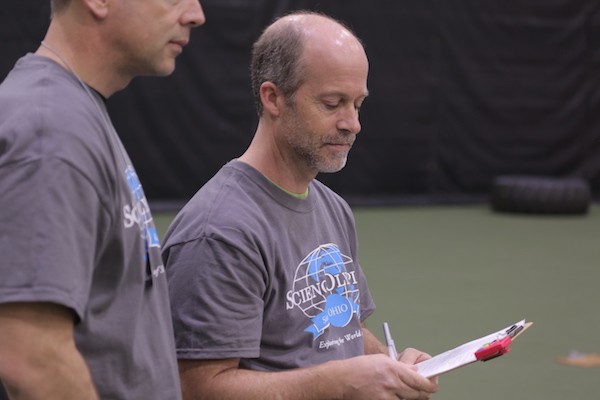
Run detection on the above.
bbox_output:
[250,11,365,116]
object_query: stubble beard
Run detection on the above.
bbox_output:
[282,111,350,175]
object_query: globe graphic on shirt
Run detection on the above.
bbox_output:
[289,243,361,339]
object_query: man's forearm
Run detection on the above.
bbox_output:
[181,359,345,400]
[181,352,437,400]
[0,303,99,400]
[362,325,388,355]
[2,352,99,400]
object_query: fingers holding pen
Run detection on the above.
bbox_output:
[335,354,437,400]
[397,347,439,388]
[382,324,438,398]
[398,347,432,365]
[391,361,438,399]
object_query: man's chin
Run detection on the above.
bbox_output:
[157,62,177,77]
[318,158,348,174]
[144,60,177,77]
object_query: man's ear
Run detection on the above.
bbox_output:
[82,0,109,19]
[260,82,284,117]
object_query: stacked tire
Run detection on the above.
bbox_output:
[491,176,591,215]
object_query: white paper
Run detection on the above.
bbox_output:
[416,319,528,378]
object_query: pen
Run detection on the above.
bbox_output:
[383,321,398,360]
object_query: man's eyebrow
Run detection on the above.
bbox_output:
[319,90,369,99]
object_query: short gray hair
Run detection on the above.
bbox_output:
[250,13,307,116]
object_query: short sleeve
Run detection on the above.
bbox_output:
[166,236,267,360]
[0,157,107,319]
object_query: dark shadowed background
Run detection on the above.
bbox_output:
[2,1,600,208]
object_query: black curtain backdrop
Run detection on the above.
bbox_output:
[2,1,600,207]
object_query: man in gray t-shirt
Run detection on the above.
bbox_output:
[165,160,376,371]
[0,1,205,398]
[163,11,439,400]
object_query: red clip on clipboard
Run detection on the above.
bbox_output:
[474,336,512,361]
[416,319,533,378]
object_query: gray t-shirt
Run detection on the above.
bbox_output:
[0,54,181,399]
[163,160,376,371]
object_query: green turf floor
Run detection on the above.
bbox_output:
[154,204,600,400]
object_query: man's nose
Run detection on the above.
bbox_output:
[183,0,206,27]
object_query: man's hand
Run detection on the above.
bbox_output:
[336,353,438,399]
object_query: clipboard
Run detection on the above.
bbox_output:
[415,319,533,378]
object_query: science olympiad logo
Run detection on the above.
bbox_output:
[285,243,360,340]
